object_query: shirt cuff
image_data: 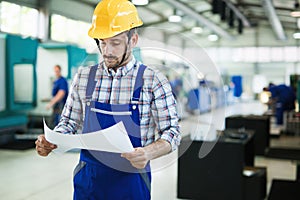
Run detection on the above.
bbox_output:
[160,131,181,151]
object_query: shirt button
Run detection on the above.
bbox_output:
[132,105,136,110]
[87,102,90,106]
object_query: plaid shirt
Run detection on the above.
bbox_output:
[55,57,181,151]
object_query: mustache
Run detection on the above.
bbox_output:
[103,55,118,59]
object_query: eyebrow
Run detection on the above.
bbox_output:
[100,38,122,42]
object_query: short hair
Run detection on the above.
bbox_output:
[127,28,137,40]
[54,65,61,71]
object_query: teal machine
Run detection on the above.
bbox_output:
[29,43,98,128]
[0,34,38,144]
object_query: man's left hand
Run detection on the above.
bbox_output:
[121,147,149,169]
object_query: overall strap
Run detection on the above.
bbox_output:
[85,64,98,99]
[132,64,147,103]
[131,64,151,192]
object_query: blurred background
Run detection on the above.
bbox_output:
[0,0,300,200]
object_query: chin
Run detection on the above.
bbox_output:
[104,60,118,67]
[104,62,115,68]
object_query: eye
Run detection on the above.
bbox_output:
[111,41,121,46]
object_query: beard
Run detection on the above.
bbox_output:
[103,55,119,68]
[103,55,120,69]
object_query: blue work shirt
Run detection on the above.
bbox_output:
[52,76,69,104]
[269,84,295,108]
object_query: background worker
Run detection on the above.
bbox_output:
[46,64,68,127]
[170,76,183,100]
[35,0,181,199]
[264,83,296,125]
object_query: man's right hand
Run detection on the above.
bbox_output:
[35,135,57,156]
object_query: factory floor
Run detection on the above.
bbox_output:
[0,101,298,200]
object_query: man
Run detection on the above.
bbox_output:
[35,0,181,199]
[46,64,68,126]
[264,83,295,125]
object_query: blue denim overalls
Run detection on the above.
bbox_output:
[73,64,151,200]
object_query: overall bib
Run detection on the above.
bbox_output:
[73,64,151,200]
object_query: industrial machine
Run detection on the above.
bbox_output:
[28,43,98,128]
[0,34,38,145]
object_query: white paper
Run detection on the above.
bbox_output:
[44,120,134,154]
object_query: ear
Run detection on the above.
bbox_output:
[130,33,138,47]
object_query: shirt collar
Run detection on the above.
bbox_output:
[103,56,136,77]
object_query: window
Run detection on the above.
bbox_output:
[0,1,38,37]
[50,14,68,42]
[13,64,34,103]
[50,14,93,50]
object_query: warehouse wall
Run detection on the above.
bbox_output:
[49,0,93,22]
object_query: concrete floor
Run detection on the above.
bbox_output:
[0,101,298,200]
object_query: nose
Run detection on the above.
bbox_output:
[102,43,113,55]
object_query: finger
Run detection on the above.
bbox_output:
[122,148,144,158]
[38,135,50,144]
[37,135,57,149]
[38,150,49,156]
[36,147,51,156]
[130,161,147,169]
[124,151,147,160]
[129,155,149,163]
[36,146,51,152]
[35,140,55,150]
[39,144,55,151]
[35,140,57,152]
[122,154,148,164]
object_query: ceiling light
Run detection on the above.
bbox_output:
[290,11,300,17]
[293,32,300,39]
[168,15,182,23]
[197,72,205,80]
[191,27,203,34]
[132,0,149,6]
[208,34,219,42]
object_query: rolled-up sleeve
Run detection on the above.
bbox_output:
[151,71,181,151]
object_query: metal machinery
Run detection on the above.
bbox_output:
[28,43,98,129]
[0,33,99,145]
[0,34,38,145]
[186,80,228,114]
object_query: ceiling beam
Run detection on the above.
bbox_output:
[223,0,251,27]
[262,0,287,40]
[163,0,235,40]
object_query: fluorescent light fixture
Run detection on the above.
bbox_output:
[132,0,149,6]
[293,32,300,39]
[168,15,182,23]
[208,34,218,41]
[290,11,300,17]
[191,26,203,34]
[197,72,205,80]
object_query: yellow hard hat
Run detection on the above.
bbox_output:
[88,0,143,39]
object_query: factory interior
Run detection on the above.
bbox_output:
[0,0,300,199]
